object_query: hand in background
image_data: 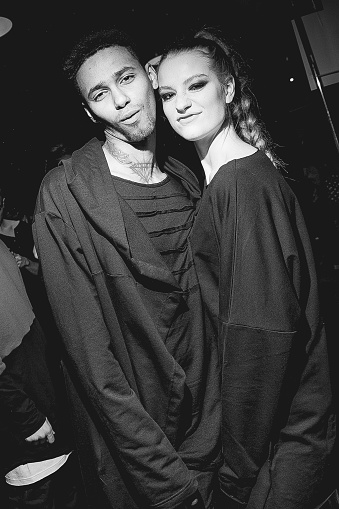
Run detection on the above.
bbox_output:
[25,418,55,445]
[12,252,39,275]
[12,252,30,268]
[0,357,5,375]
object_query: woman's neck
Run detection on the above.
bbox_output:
[195,126,256,185]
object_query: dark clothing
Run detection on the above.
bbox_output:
[190,151,336,509]
[112,174,198,290]
[0,318,72,475]
[33,138,221,509]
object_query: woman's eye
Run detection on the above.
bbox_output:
[190,81,207,91]
[160,92,174,102]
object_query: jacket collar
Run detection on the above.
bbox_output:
[63,138,200,291]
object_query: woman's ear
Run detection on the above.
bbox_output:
[225,76,235,104]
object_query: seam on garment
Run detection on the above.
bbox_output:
[38,210,78,234]
[228,164,238,325]
[218,319,298,335]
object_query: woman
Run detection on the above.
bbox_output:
[156,29,336,509]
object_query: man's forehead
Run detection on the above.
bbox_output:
[76,46,141,97]
[81,46,139,74]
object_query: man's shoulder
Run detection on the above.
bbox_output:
[41,163,67,191]
[163,155,202,198]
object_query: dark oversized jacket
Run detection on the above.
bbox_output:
[33,138,220,509]
[190,151,336,509]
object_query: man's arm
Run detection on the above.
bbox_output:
[33,199,198,508]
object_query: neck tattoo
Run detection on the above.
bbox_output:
[105,142,156,184]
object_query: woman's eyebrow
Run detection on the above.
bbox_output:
[159,73,208,92]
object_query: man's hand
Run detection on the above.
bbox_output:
[177,491,205,509]
[25,418,55,445]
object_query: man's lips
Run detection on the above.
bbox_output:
[120,109,140,123]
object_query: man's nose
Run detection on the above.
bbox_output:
[113,89,130,109]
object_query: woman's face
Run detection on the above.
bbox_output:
[157,50,228,143]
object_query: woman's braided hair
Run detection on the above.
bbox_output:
[159,28,285,170]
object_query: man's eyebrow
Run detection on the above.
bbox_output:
[87,66,136,99]
[159,73,208,93]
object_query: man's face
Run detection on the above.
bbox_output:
[77,46,157,143]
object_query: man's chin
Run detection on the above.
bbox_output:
[105,121,155,144]
[126,126,155,143]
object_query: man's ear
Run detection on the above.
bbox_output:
[145,55,162,90]
[146,64,159,90]
[225,76,235,104]
[82,104,99,123]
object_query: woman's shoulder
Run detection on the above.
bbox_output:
[214,150,286,188]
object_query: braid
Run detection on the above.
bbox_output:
[232,90,277,164]
[230,76,284,168]
[207,30,285,169]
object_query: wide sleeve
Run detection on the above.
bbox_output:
[215,170,335,507]
[33,175,198,509]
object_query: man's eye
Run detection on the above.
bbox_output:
[93,90,107,102]
[160,92,174,102]
[120,74,135,84]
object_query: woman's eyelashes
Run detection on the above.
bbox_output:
[189,80,208,91]
[159,91,174,102]
[160,80,208,103]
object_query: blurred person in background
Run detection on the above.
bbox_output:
[0,237,80,508]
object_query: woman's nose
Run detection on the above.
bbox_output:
[175,94,192,113]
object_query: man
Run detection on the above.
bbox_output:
[33,28,220,509]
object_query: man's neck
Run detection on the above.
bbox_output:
[103,136,165,184]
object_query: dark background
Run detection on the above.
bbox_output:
[0,0,338,212]
[1,1,339,492]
